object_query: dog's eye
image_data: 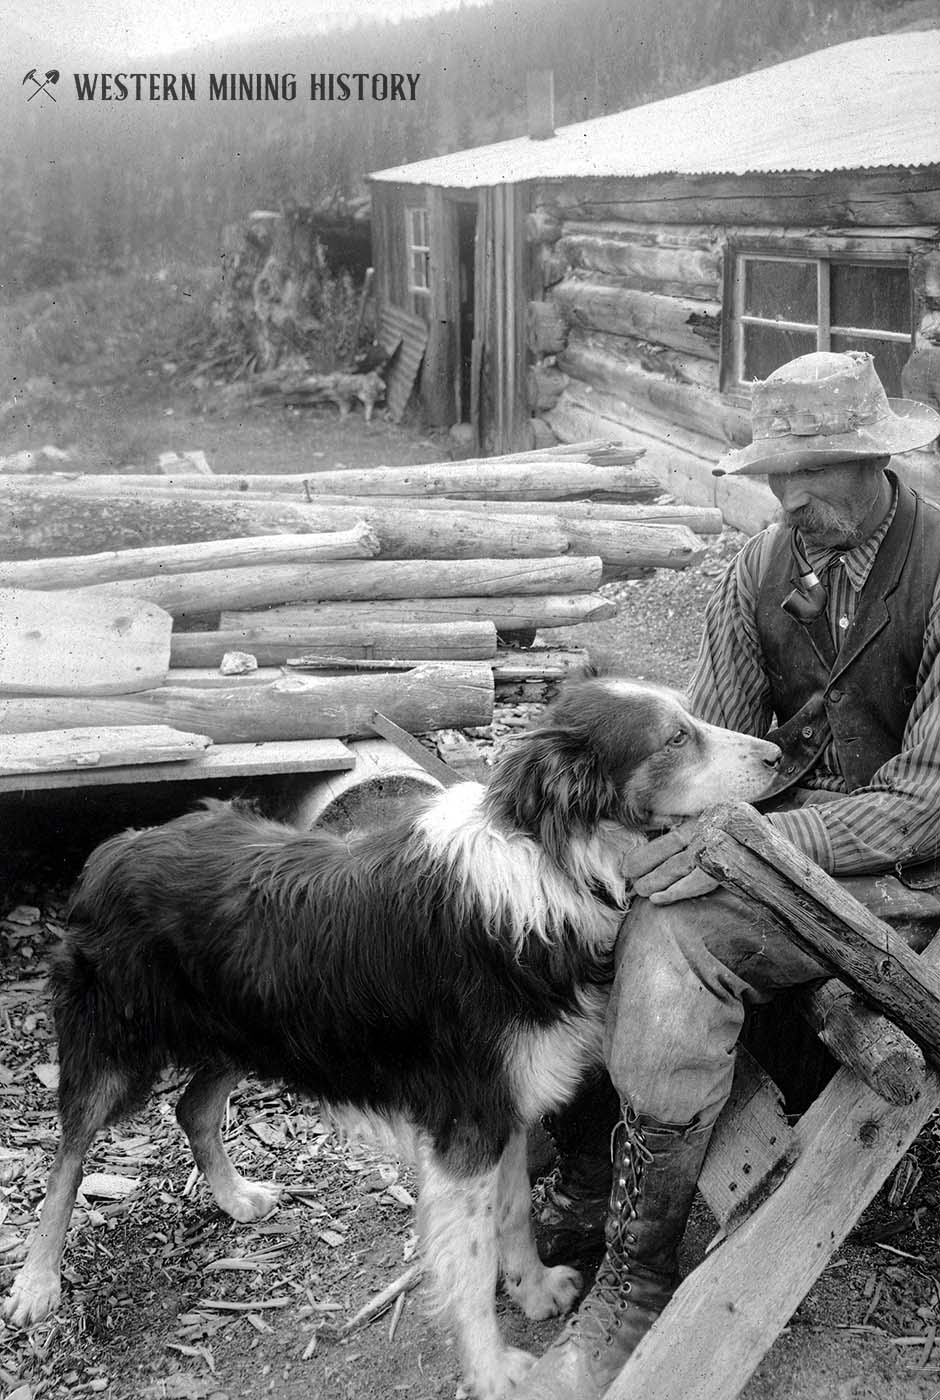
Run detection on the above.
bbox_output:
[667,729,688,747]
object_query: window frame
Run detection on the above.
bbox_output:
[723,241,913,399]
[406,205,432,304]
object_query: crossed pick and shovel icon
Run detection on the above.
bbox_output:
[23,68,60,101]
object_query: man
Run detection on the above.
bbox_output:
[516,349,940,1400]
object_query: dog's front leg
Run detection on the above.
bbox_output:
[176,1066,281,1222]
[496,1126,582,1320]
[416,1140,535,1400]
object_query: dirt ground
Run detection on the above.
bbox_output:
[3,327,940,1400]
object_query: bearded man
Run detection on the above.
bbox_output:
[517,349,940,1399]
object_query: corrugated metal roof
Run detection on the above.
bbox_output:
[370,30,940,188]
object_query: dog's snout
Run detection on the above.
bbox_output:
[756,739,781,767]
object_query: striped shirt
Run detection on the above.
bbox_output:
[688,484,940,875]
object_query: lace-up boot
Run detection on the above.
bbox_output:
[534,1071,620,1267]
[515,1110,713,1400]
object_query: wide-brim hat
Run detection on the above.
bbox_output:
[714,350,940,477]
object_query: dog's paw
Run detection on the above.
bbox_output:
[215,1177,281,1223]
[466,1346,535,1398]
[3,1268,61,1328]
[508,1263,582,1321]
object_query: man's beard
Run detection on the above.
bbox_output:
[780,500,871,548]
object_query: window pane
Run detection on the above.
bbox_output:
[743,258,816,322]
[409,208,428,245]
[411,250,430,289]
[742,324,816,382]
[829,333,909,397]
[830,264,909,334]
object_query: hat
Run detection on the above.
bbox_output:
[714,351,940,477]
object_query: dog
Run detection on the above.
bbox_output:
[319,368,385,421]
[3,676,779,1397]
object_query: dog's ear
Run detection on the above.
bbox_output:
[486,727,622,866]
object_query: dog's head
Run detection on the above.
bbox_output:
[485,672,780,866]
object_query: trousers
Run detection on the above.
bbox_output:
[603,886,829,1127]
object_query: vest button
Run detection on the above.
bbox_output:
[801,726,814,739]
[829,688,843,702]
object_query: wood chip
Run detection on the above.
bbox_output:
[79,1172,139,1201]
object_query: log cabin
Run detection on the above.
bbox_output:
[367,30,940,530]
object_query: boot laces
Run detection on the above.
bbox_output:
[570,1108,653,1349]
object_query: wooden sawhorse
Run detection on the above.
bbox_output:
[606,803,940,1400]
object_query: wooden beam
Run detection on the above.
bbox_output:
[608,1059,940,1400]
[538,170,940,228]
[692,803,940,1059]
[0,739,356,794]
[799,980,927,1107]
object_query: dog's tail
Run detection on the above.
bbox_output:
[52,827,168,1136]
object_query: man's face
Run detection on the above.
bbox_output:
[767,461,886,548]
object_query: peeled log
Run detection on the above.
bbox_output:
[553,278,721,359]
[526,300,568,354]
[0,588,172,697]
[221,593,618,633]
[559,337,750,446]
[279,461,654,502]
[556,233,720,298]
[170,621,498,667]
[337,495,722,534]
[0,662,495,744]
[0,524,379,590]
[0,482,374,560]
[0,481,572,563]
[526,364,569,411]
[78,557,603,618]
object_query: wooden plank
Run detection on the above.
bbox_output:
[697,1046,796,1232]
[0,725,212,777]
[0,525,379,590]
[220,593,618,633]
[608,1060,940,1400]
[0,663,495,745]
[370,712,463,787]
[77,557,603,618]
[692,803,940,1058]
[0,588,172,697]
[0,739,356,794]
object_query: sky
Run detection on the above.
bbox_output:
[8,0,488,58]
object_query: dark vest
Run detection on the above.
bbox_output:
[755,474,940,798]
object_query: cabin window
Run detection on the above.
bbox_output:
[406,207,431,307]
[729,253,911,395]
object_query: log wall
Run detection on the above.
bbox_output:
[522,173,940,528]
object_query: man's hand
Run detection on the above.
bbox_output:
[622,820,719,905]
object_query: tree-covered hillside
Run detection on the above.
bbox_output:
[2,0,935,290]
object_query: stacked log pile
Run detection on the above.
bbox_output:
[0,441,720,790]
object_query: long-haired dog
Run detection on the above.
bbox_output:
[3,676,779,1397]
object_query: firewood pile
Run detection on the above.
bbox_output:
[0,441,720,792]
